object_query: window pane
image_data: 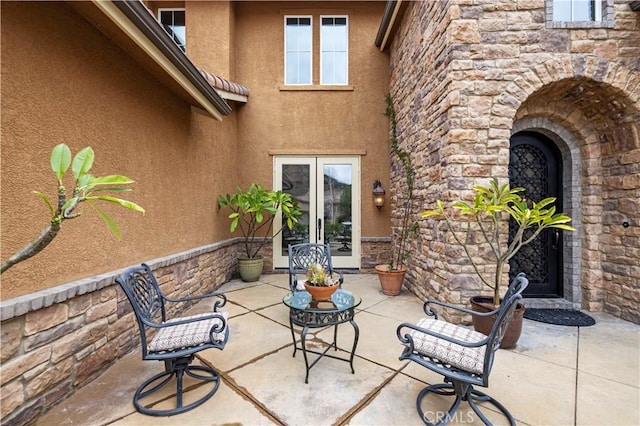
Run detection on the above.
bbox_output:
[324,164,352,256]
[159,9,186,51]
[286,52,311,85]
[281,164,311,255]
[173,10,185,26]
[285,16,312,85]
[553,1,572,20]
[321,16,347,85]
[553,0,599,21]
[572,0,593,20]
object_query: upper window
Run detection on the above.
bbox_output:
[284,15,349,86]
[320,16,348,85]
[553,0,602,21]
[547,0,614,28]
[285,16,312,85]
[159,9,186,52]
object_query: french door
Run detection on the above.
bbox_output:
[273,156,360,268]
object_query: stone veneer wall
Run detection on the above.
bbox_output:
[361,238,392,271]
[0,240,242,425]
[387,0,639,323]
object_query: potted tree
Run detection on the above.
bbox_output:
[375,94,419,295]
[218,183,301,282]
[421,178,575,347]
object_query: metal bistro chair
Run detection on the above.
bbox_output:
[287,242,344,292]
[396,273,529,426]
[116,263,229,416]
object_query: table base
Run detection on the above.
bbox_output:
[289,319,359,384]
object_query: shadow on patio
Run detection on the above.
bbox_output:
[38,274,639,425]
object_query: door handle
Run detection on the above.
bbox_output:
[317,218,322,241]
[552,230,560,250]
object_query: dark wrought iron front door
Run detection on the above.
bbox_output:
[509,132,563,297]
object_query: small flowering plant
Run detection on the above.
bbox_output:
[306,263,337,287]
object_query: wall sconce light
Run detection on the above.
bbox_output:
[373,180,385,210]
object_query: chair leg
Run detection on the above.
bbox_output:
[133,356,221,416]
[416,381,515,426]
[467,387,515,426]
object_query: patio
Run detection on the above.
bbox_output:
[38,273,639,426]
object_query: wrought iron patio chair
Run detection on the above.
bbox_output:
[115,263,229,416]
[396,273,529,426]
[288,242,344,292]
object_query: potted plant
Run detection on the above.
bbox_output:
[375,94,419,295]
[303,263,340,301]
[421,178,575,347]
[218,183,301,282]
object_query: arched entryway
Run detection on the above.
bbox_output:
[511,74,639,321]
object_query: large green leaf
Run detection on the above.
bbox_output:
[50,144,71,181]
[89,175,135,186]
[86,195,145,214]
[72,147,95,179]
[33,191,55,217]
[88,202,121,239]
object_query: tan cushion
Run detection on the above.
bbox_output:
[148,312,228,353]
[407,318,487,375]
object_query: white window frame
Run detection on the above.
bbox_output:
[284,15,313,86]
[158,8,186,51]
[547,0,614,28]
[320,15,349,86]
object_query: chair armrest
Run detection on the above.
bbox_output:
[163,292,227,311]
[424,299,500,318]
[336,271,344,285]
[397,321,488,349]
[143,311,228,330]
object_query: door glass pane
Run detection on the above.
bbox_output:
[323,164,352,256]
[281,164,310,256]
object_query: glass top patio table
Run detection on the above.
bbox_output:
[283,289,361,324]
[282,289,361,383]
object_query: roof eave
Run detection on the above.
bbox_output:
[374,1,406,52]
[93,0,231,120]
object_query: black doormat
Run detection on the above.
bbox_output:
[524,308,596,327]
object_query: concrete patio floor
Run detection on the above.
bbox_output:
[38,273,640,425]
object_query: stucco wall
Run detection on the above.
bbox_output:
[0,2,238,299]
[233,1,391,240]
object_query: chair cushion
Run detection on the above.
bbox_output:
[148,312,228,353]
[407,318,487,375]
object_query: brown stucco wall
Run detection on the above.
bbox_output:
[0,1,238,299]
[232,1,391,239]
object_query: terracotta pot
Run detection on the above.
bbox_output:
[304,282,339,301]
[470,296,525,349]
[374,265,407,296]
